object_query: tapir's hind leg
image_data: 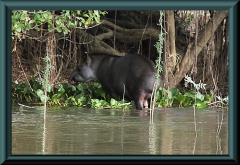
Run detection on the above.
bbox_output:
[143,93,152,109]
[134,92,151,110]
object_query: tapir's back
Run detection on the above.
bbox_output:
[107,54,158,99]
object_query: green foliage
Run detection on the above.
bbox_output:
[175,93,186,107]
[12,77,228,109]
[12,10,107,39]
[182,75,228,109]
[12,79,39,103]
[153,75,228,109]
[12,79,132,109]
[90,99,109,108]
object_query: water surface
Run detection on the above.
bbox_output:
[12,104,228,155]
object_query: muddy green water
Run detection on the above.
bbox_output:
[12,104,228,155]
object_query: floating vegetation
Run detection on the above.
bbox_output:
[12,77,228,109]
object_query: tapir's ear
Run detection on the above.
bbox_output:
[86,54,91,66]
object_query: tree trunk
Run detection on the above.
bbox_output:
[164,10,177,89]
[47,31,57,85]
[165,10,177,69]
[168,10,228,89]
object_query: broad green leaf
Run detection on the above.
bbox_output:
[58,84,65,93]
[175,93,186,104]
[96,88,105,98]
[71,86,76,91]
[110,98,116,106]
[36,89,44,97]
[83,14,89,17]
[16,27,22,33]
[204,94,211,103]
[197,102,207,109]
[56,27,62,33]
[40,95,49,104]
[184,92,195,99]
[183,97,192,107]
[170,88,179,97]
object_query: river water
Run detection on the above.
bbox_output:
[12,104,228,155]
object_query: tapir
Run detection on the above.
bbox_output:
[68,53,161,110]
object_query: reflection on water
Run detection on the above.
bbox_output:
[12,104,228,155]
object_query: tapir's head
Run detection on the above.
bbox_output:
[68,55,97,84]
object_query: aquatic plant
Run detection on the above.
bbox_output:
[12,77,227,109]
